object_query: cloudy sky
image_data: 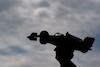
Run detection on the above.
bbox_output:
[0,0,100,67]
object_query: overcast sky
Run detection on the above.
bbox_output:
[0,0,100,67]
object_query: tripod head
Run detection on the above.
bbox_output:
[27,30,95,53]
[27,31,82,43]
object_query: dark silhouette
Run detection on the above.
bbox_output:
[27,30,95,67]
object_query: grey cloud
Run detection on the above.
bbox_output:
[54,7,71,18]
[0,12,25,34]
[38,1,50,7]
[0,0,23,34]
[0,49,10,55]
[38,11,50,18]
[0,19,24,37]
[0,46,27,56]
[60,0,96,10]
[58,0,100,17]
[9,46,27,54]
[0,0,20,12]
[95,5,100,13]
[55,0,98,17]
